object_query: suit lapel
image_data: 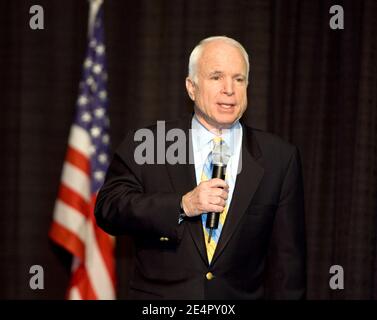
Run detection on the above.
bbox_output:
[211,125,264,265]
[165,115,209,265]
[166,117,265,266]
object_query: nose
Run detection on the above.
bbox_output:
[221,78,234,96]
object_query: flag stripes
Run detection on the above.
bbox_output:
[49,0,115,300]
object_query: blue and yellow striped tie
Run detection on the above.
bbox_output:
[201,137,229,264]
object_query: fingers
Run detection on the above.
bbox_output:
[200,179,229,211]
[212,188,228,200]
[182,179,229,217]
[206,204,226,213]
[208,178,229,190]
[199,179,228,198]
[208,195,226,207]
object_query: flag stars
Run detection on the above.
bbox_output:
[90,40,97,48]
[96,44,105,55]
[102,134,110,145]
[99,90,107,100]
[84,58,93,69]
[86,76,94,86]
[89,145,96,155]
[94,108,105,118]
[98,153,108,164]
[78,95,89,106]
[90,126,101,138]
[91,82,98,92]
[94,170,105,181]
[93,64,103,74]
[81,112,92,122]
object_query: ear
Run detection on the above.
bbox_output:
[185,77,196,101]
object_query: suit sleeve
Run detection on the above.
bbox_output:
[94,131,184,242]
[265,146,306,299]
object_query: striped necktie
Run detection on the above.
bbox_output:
[201,137,229,264]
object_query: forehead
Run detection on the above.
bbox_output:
[198,41,247,74]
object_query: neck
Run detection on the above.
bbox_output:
[194,111,231,136]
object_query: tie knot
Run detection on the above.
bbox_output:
[213,136,223,145]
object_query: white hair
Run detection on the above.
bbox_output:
[188,36,250,84]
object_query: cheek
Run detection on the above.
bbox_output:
[242,94,247,105]
[203,92,217,107]
[238,90,247,104]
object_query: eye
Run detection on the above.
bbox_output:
[211,76,220,80]
[236,77,245,83]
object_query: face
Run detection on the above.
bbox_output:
[186,41,248,131]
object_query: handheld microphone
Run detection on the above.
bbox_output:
[206,140,230,243]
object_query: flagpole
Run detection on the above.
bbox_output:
[88,0,103,35]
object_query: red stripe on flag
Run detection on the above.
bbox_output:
[90,196,116,286]
[58,184,90,218]
[66,146,90,176]
[93,229,116,285]
[49,221,85,261]
[69,264,98,300]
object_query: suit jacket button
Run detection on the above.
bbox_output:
[206,272,214,280]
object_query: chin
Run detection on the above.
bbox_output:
[213,116,238,128]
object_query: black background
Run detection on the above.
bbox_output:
[0,0,376,299]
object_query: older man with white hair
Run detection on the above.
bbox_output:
[95,36,306,299]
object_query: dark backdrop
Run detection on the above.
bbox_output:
[0,0,376,299]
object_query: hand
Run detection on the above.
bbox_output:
[181,178,229,217]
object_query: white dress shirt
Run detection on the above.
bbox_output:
[191,114,243,212]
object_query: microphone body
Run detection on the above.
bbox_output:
[206,163,226,236]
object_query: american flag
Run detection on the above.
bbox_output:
[49,0,116,299]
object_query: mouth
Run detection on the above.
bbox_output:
[217,103,236,110]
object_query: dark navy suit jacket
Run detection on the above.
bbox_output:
[95,114,306,299]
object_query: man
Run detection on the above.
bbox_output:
[95,36,306,299]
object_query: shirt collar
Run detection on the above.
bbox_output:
[191,114,241,154]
